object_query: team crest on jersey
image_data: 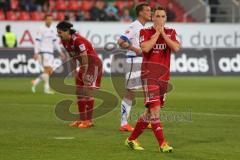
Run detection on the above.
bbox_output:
[79,44,86,51]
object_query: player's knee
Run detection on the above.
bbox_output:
[125,90,135,100]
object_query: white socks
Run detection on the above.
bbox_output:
[41,73,50,92]
[120,98,132,126]
[33,76,42,87]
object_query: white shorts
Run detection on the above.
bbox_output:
[124,56,142,90]
[41,53,54,67]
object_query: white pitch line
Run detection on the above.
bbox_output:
[53,137,75,140]
[1,103,240,118]
[163,111,240,118]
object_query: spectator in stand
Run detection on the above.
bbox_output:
[0,0,10,11]
[75,11,84,21]
[120,8,133,22]
[166,2,176,22]
[89,0,108,21]
[105,4,119,21]
[82,11,91,21]
[64,11,76,21]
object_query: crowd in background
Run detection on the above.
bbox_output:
[0,0,177,22]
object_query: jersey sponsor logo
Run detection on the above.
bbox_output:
[79,44,86,52]
[153,43,167,51]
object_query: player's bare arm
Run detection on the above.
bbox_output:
[71,58,77,77]
[117,38,142,55]
[80,51,90,85]
[160,26,180,52]
[140,29,160,53]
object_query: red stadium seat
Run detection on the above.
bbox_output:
[6,11,18,20]
[19,11,30,20]
[10,0,19,10]
[49,0,56,11]
[80,0,94,11]
[31,11,45,21]
[56,12,65,21]
[68,0,79,11]
[56,0,67,11]
[0,10,5,20]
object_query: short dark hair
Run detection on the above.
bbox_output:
[135,3,149,17]
[56,21,76,34]
[153,6,166,14]
[6,25,11,32]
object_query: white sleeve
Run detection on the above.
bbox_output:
[53,37,62,53]
[34,28,42,54]
[120,25,135,43]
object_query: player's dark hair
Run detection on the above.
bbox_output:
[6,25,11,32]
[56,21,76,34]
[153,6,167,14]
[136,3,149,17]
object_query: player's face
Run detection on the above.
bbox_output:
[57,29,70,41]
[153,10,167,26]
[45,16,53,27]
[141,6,152,21]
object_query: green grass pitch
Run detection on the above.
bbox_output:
[0,77,240,160]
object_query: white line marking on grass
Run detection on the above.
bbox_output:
[2,103,240,118]
[163,111,240,118]
[54,137,75,140]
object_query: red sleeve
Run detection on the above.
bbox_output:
[139,29,150,44]
[74,38,87,53]
[170,29,180,44]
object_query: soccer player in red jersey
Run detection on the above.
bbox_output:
[125,7,180,152]
[56,21,102,128]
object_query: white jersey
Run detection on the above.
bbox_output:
[34,24,61,54]
[121,20,145,57]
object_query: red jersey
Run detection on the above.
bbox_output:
[62,32,100,64]
[140,26,179,80]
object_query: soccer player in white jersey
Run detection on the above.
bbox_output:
[31,14,65,94]
[117,3,151,132]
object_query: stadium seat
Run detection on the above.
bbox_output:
[49,0,56,11]
[80,0,94,11]
[6,11,18,20]
[0,10,5,20]
[56,12,65,21]
[68,0,79,11]
[31,11,45,21]
[10,0,19,10]
[115,1,127,11]
[19,11,30,20]
[56,0,67,11]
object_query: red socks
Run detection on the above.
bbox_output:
[86,98,94,121]
[128,117,149,141]
[151,118,165,146]
[77,97,94,121]
[77,98,87,121]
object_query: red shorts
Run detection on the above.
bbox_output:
[75,62,102,89]
[141,78,168,108]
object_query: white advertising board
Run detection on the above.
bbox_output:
[0,21,239,48]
